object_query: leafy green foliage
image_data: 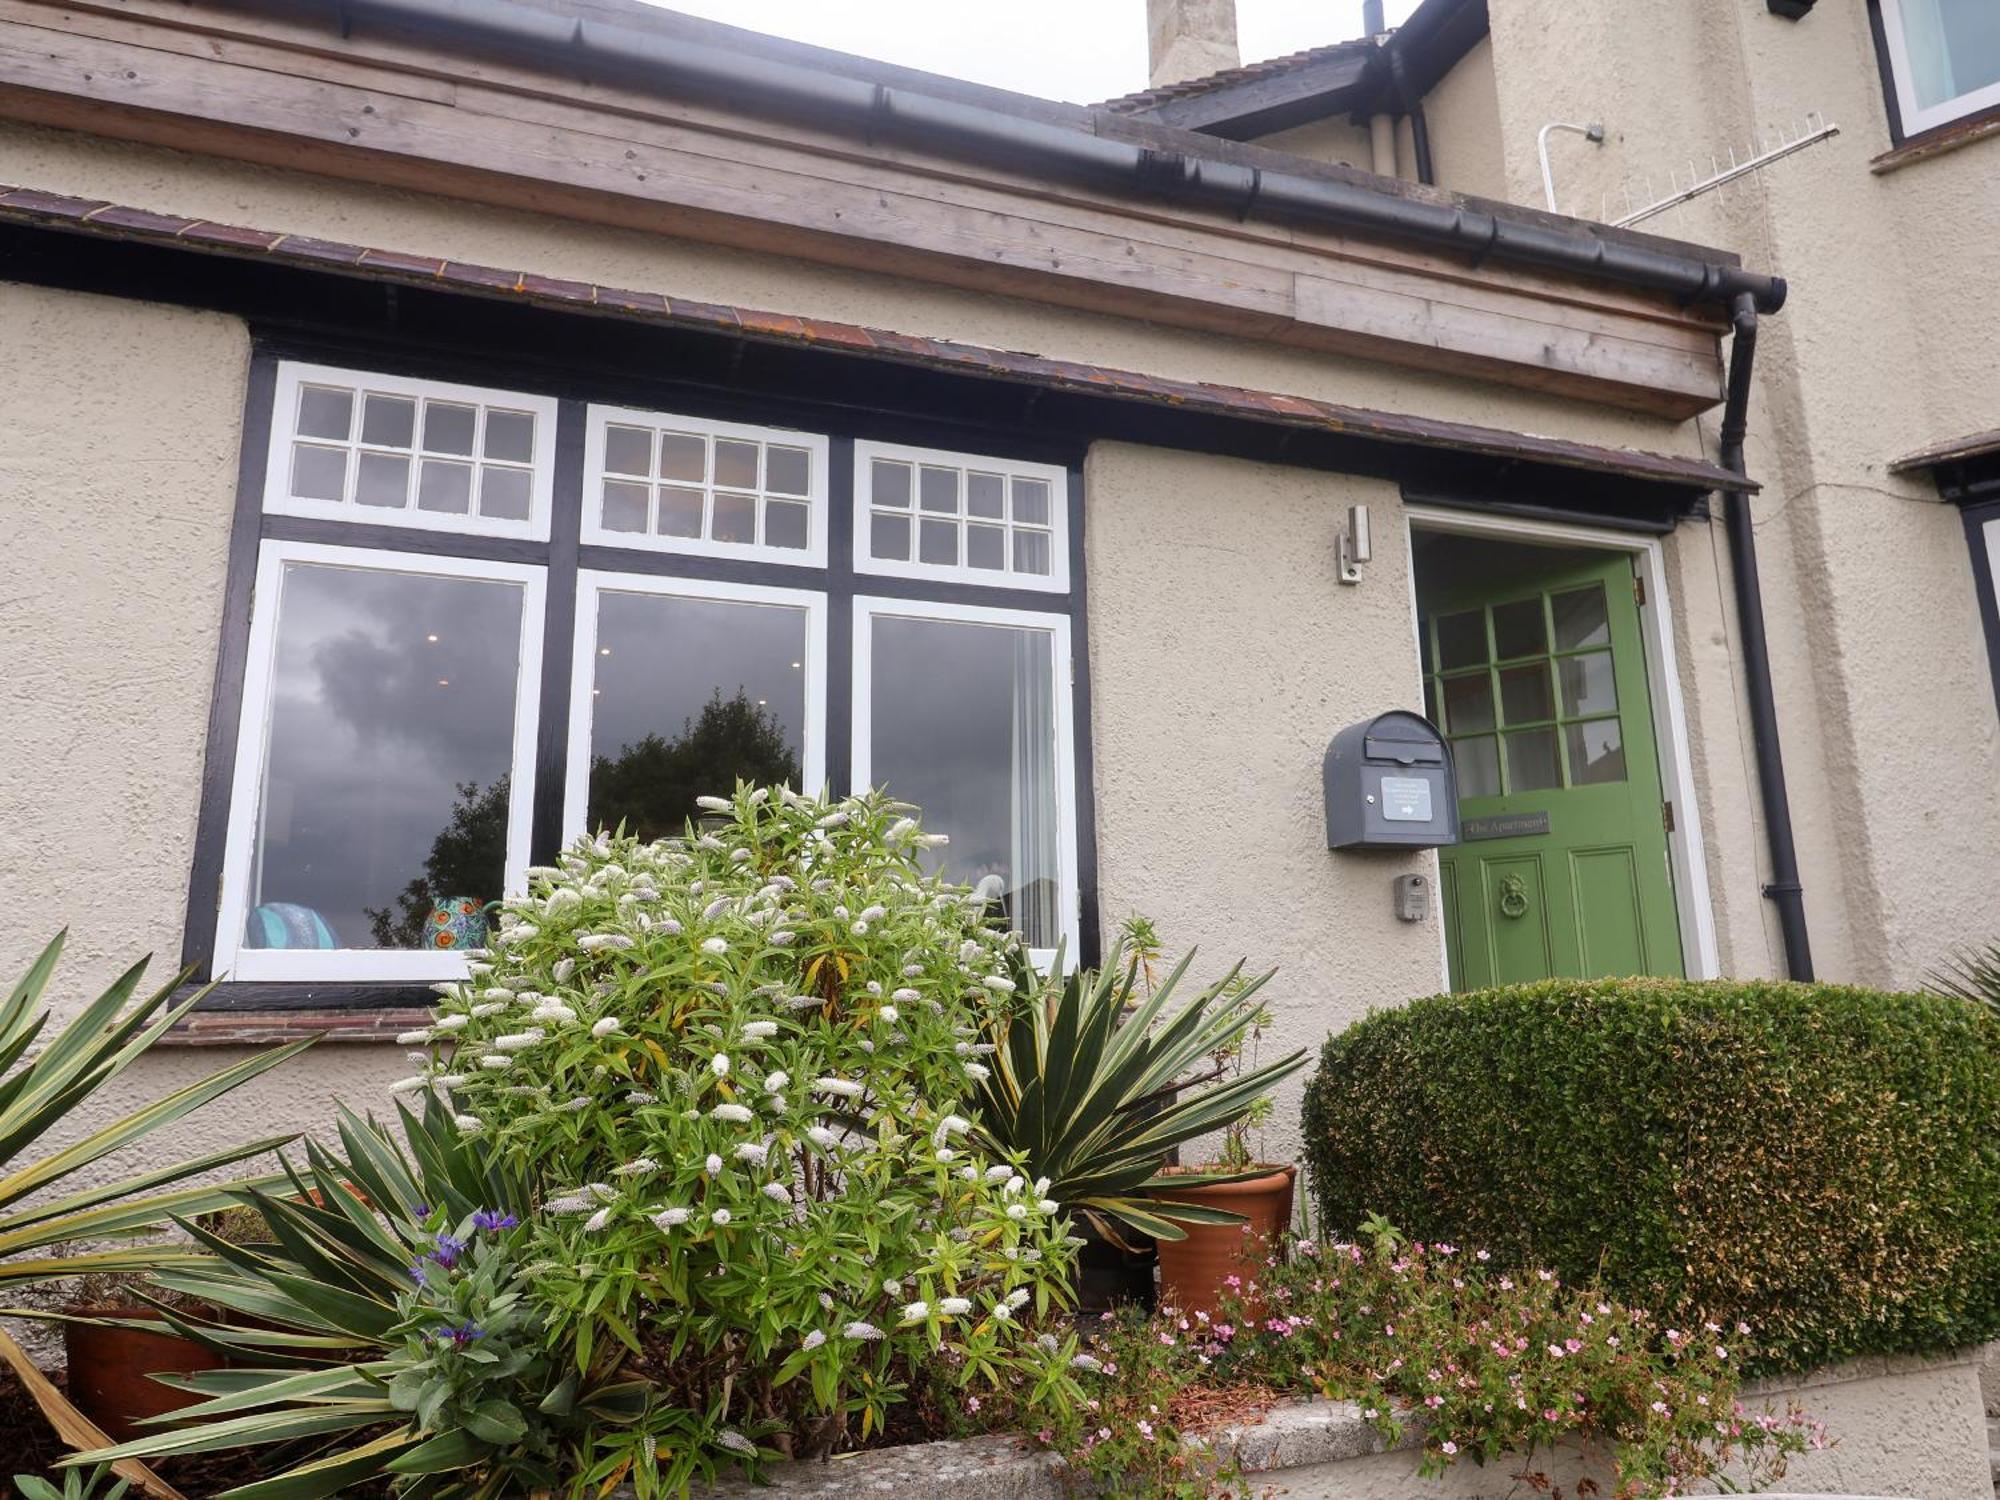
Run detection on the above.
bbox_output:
[1928,941,2000,1014]
[15,1463,128,1500]
[973,929,1305,1250]
[1301,977,2000,1374]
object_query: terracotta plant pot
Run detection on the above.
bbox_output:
[63,1305,227,1442]
[1148,1165,1296,1318]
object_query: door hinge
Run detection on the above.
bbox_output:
[1633,572,1647,607]
[1662,799,1676,833]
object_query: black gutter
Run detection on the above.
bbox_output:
[295,0,1785,315]
[1717,291,1813,981]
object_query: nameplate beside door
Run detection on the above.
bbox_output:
[1461,812,1551,841]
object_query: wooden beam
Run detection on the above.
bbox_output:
[1132,51,1375,139]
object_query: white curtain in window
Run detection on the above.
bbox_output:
[1008,630,1059,951]
[1900,0,1959,108]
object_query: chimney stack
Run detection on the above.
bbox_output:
[1362,0,1386,37]
[1146,0,1240,88]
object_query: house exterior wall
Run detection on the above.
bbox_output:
[1457,0,2000,988]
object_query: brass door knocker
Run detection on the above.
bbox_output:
[1497,874,1531,919]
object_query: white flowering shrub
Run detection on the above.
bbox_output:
[404,787,1082,1494]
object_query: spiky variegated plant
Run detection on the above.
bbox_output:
[971,939,1307,1249]
[74,1096,648,1499]
[1928,942,2000,1014]
[0,932,312,1497]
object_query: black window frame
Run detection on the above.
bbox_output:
[182,334,1099,1012]
[1867,0,2000,149]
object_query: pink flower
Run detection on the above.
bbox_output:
[967,1397,981,1413]
[1223,1275,1242,1290]
[1441,1440,1458,1455]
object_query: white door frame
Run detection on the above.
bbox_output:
[1404,505,1720,981]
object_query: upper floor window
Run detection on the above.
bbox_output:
[1879,0,2000,136]
[855,440,1069,592]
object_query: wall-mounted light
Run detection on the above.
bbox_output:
[1338,504,1371,586]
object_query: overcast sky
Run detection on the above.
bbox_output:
[647,1,1423,104]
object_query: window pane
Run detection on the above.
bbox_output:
[1012,478,1052,526]
[766,446,811,497]
[919,517,958,566]
[1442,672,1494,735]
[919,466,959,514]
[1498,662,1555,725]
[765,500,809,550]
[1453,735,1500,798]
[1566,719,1627,785]
[361,394,415,449]
[1504,727,1562,793]
[967,524,1006,571]
[355,453,410,509]
[873,459,912,508]
[1491,598,1547,660]
[1013,530,1052,576]
[297,386,352,441]
[712,492,757,545]
[1435,610,1488,669]
[1896,0,2000,109]
[968,472,1006,519]
[658,487,704,539]
[601,481,650,534]
[480,467,532,522]
[871,512,911,561]
[483,410,535,464]
[417,459,472,514]
[247,563,524,950]
[659,432,705,483]
[869,614,1063,949]
[1552,586,1610,650]
[1558,651,1618,718]
[423,402,476,456]
[603,425,653,477]
[587,591,807,841]
[291,444,347,502]
[714,440,759,491]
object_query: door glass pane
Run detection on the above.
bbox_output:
[1893,0,2000,110]
[248,563,524,950]
[869,614,1063,950]
[1453,735,1500,799]
[1504,728,1563,793]
[1491,598,1547,660]
[1442,673,1495,734]
[1498,663,1555,725]
[1566,719,1627,785]
[1435,610,1488,670]
[586,591,808,842]
[1558,651,1618,718]
[1551,585,1610,650]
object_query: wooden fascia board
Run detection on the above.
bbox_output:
[0,0,1726,416]
[1132,53,1376,138]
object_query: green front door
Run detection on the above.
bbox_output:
[1424,550,1682,989]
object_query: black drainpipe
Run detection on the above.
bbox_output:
[1386,46,1436,186]
[1717,291,1814,981]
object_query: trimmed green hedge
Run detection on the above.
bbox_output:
[1300,977,2000,1375]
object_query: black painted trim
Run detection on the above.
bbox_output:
[1867,0,1910,145]
[1962,499,2000,726]
[1064,466,1103,968]
[262,514,551,564]
[825,436,857,799]
[531,401,586,866]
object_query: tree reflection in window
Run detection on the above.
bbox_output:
[589,689,799,843]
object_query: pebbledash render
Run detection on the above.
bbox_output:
[0,0,1997,1180]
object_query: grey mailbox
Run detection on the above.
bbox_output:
[1324,711,1460,850]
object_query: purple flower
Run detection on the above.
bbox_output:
[407,1261,428,1285]
[414,1203,432,1219]
[471,1210,518,1233]
[434,1321,485,1348]
[427,1233,469,1269]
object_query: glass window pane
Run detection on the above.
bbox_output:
[872,459,912,508]
[1424,678,1439,725]
[247,562,523,950]
[1441,673,1494,735]
[1552,585,1611,650]
[601,481,649,534]
[968,472,1005,519]
[355,452,410,509]
[1895,0,2000,110]
[604,426,653,477]
[920,466,960,514]
[1505,728,1562,793]
[1491,598,1547,660]
[658,487,704,539]
[1558,651,1618,718]
[422,402,477,456]
[297,386,353,441]
[1566,719,1627,785]
[1013,530,1052,576]
[872,512,911,561]
[966,524,1006,570]
[479,466,532,522]
[766,446,811,497]
[714,440,759,491]
[417,460,473,514]
[869,614,1062,949]
[712,492,757,545]
[361,393,415,449]
[587,591,807,842]
[919,517,959,566]
[483,410,535,464]
[1453,735,1500,799]
[1498,662,1555,725]
[1435,609,1488,669]
[659,432,705,483]
[1011,478,1052,526]
[291,444,347,502]
[765,500,809,550]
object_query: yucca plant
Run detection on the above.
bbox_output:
[1928,941,2000,1013]
[972,938,1307,1249]
[74,1095,648,1499]
[0,932,312,1497]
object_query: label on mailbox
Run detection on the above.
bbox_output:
[1380,775,1432,822]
